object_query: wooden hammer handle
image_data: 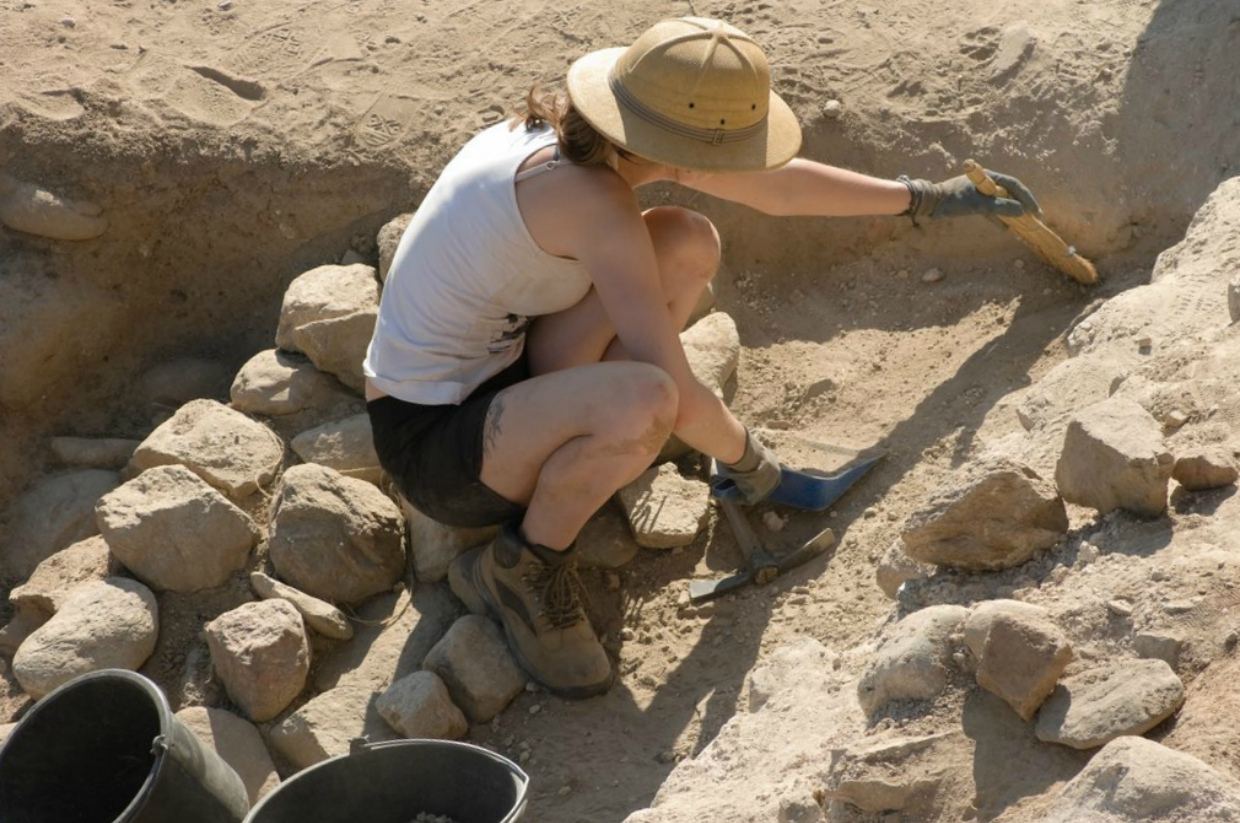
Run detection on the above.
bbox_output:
[964,159,1009,199]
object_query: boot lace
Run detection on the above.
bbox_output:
[524,558,587,630]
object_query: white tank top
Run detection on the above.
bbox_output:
[363,122,591,404]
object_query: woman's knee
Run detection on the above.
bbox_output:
[601,362,679,444]
[644,206,721,287]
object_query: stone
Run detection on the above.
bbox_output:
[1230,275,1240,323]
[275,263,380,351]
[825,733,956,816]
[205,599,311,722]
[681,311,740,398]
[857,605,969,716]
[400,497,496,584]
[975,611,1072,721]
[376,670,468,740]
[377,212,413,282]
[230,349,353,416]
[250,571,354,640]
[175,706,280,804]
[991,21,1035,82]
[96,465,260,592]
[141,357,231,408]
[268,464,406,605]
[0,172,108,240]
[1036,737,1240,822]
[621,637,865,823]
[1054,397,1174,518]
[576,501,640,569]
[1016,354,1135,433]
[1172,445,1239,491]
[963,600,1054,659]
[313,585,459,693]
[616,463,710,550]
[1134,631,1182,669]
[1035,659,1185,749]
[289,309,376,394]
[875,539,932,600]
[291,413,382,485]
[129,400,285,499]
[13,578,158,699]
[9,535,117,616]
[267,685,397,770]
[901,457,1068,571]
[2,469,119,579]
[50,437,141,469]
[422,615,526,723]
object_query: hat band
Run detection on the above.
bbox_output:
[608,69,767,147]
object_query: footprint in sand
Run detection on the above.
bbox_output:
[227,22,309,80]
[355,94,419,149]
[0,172,108,241]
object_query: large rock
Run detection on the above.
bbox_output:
[376,212,413,283]
[1035,659,1185,749]
[230,349,353,416]
[963,599,1056,659]
[205,599,311,722]
[622,637,865,823]
[129,400,285,499]
[975,610,1073,721]
[824,732,959,817]
[9,535,117,617]
[422,615,526,723]
[96,465,260,592]
[1016,354,1136,433]
[289,309,376,394]
[682,311,740,397]
[13,578,158,699]
[249,572,353,640]
[401,497,497,584]
[175,706,280,804]
[267,685,397,770]
[275,263,379,351]
[901,456,1068,571]
[268,464,406,605]
[857,605,968,716]
[1172,445,1239,491]
[1036,737,1240,822]
[50,437,141,470]
[376,670,468,740]
[1054,397,1174,518]
[2,469,119,579]
[616,463,710,550]
[291,413,382,485]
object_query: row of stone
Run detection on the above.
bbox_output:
[860,599,1185,750]
[891,396,1236,578]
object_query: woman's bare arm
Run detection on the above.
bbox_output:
[672,159,912,217]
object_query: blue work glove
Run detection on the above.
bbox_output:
[718,429,781,506]
[899,170,1042,222]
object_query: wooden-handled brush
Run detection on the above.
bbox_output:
[965,159,1098,285]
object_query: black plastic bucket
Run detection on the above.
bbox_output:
[244,738,529,823]
[0,669,250,823]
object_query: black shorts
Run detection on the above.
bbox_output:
[367,355,529,528]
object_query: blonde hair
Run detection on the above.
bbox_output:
[516,83,620,167]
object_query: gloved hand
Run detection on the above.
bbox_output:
[717,429,782,505]
[899,170,1041,222]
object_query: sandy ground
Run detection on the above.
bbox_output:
[2,0,1239,821]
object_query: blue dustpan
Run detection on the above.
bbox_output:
[710,453,883,511]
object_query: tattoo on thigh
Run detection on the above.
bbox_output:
[483,394,506,459]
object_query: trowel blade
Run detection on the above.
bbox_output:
[688,572,752,603]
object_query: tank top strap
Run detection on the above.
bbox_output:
[514,144,563,183]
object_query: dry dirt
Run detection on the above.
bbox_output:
[1,1,1239,822]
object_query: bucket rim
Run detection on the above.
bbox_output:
[243,738,531,823]
[0,668,173,822]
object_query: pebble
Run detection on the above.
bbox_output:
[59,16,75,27]
[528,704,541,716]
[218,0,233,9]
[762,511,786,532]
[1107,600,1134,617]
[1014,259,1025,270]
[557,785,572,797]
[922,268,944,284]
[823,99,842,118]
[406,815,457,823]
[896,269,910,280]
[1164,410,1189,428]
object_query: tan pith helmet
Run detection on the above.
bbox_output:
[566,17,802,172]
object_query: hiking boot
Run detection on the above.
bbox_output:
[450,522,614,699]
